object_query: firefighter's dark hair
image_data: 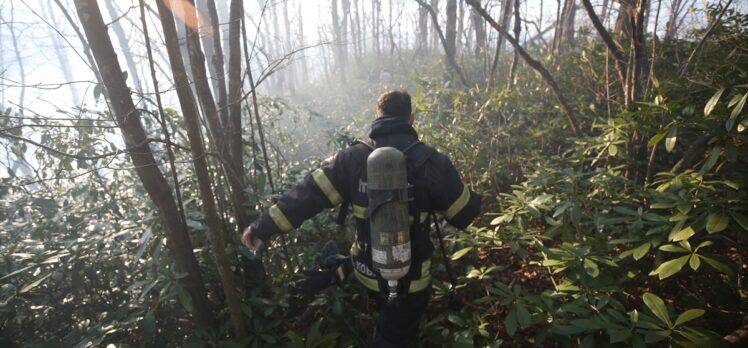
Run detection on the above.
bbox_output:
[376,89,412,119]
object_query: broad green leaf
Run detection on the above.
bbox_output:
[515,303,531,328]
[704,88,724,116]
[451,247,472,260]
[674,309,704,327]
[698,146,721,175]
[553,202,572,218]
[665,126,678,152]
[659,244,689,253]
[609,329,632,344]
[633,243,651,260]
[447,314,467,326]
[505,305,518,336]
[699,255,733,275]
[584,258,600,278]
[645,330,671,343]
[629,309,639,323]
[490,214,513,225]
[669,226,695,242]
[706,212,729,233]
[695,240,714,251]
[571,318,606,330]
[541,259,563,266]
[642,293,672,327]
[650,202,675,209]
[648,129,669,147]
[142,312,156,338]
[19,272,52,294]
[550,325,587,335]
[174,284,194,312]
[0,264,37,281]
[689,254,701,271]
[728,92,747,131]
[651,255,690,280]
[570,205,582,227]
[609,144,618,156]
[729,212,748,231]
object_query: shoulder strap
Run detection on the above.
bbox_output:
[351,138,375,151]
[336,139,374,226]
[403,141,436,176]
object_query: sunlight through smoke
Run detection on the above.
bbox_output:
[163,0,214,37]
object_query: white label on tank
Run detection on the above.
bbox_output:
[392,242,411,262]
[372,248,387,264]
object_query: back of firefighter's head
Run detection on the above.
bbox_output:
[376,89,414,125]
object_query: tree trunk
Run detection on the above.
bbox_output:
[152,0,246,337]
[72,0,214,329]
[415,0,469,87]
[342,0,351,61]
[664,0,685,39]
[205,0,230,126]
[616,0,636,40]
[419,3,429,51]
[104,1,144,93]
[471,0,486,57]
[332,0,347,81]
[488,0,513,87]
[282,0,297,95]
[508,0,521,86]
[555,0,577,53]
[445,0,457,59]
[184,0,248,230]
[457,0,465,55]
[8,3,25,111]
[429,0,439,50]
[354,0,363,59]
[227,0,247,227]
[298,1,309,82]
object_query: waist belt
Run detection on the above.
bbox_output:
[352,258,431,294]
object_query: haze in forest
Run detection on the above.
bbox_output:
[1,0,747,347]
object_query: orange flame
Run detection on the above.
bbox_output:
[163,0,215,37]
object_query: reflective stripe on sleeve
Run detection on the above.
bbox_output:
[444,185,470,219]
[312,169,343,206]
[269,204,294,232]
[352,204,367,219]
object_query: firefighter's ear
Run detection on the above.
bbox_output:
[409,113,415,125]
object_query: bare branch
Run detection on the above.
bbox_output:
[466,0,582,136]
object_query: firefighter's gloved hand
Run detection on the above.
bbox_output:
[291,269,338,297]
[319,240,347,269]
[241,225,264,254]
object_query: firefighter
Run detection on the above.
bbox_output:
[242,89,480,347]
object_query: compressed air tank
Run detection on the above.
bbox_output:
[367,147,411,299]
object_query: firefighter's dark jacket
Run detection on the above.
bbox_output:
[253,115,480,293]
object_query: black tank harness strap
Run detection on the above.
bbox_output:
[336,139,436,298]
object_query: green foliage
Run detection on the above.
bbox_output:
[2,6,747,348]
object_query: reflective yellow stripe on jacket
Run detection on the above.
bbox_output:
[444,185,470,219]
[269,204,293,232]
[312,169,342,205]
[353,258,431,293]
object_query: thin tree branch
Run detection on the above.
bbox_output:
[466,0,582,135]
[414,0,469,87]
[678,0,733,78]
